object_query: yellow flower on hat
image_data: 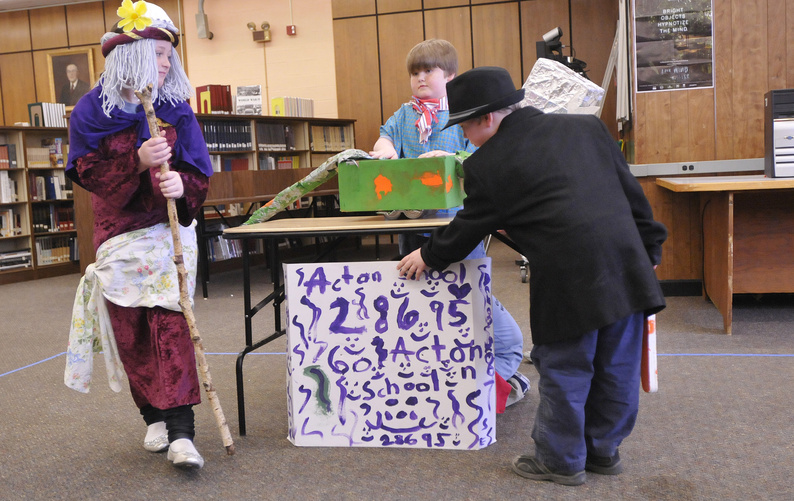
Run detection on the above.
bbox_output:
[117,0,152,32]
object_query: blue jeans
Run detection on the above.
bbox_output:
[529,312,644,474]
[462,241,523,380]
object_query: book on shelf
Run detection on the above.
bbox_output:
[0,144,18,169]
[0,170,18,203]
[35,234,76,265]
[256,122,294,151]
[0,248,32,270]
[276,155,300,170]
[235,85,262,115]
[196,84,232,114]
[310,124,353,152]
[200,120,252,152]
[27,103,67,127]
[222,157,250,172]
[270,96,314,117]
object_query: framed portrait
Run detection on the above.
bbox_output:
[47,48,95,110]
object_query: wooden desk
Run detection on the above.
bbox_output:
[657,175,794,333]
[222,213,454,435]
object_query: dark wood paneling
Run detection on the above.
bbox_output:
[571,0,618,138]
[472,3,522,88]
[332,0,376,18]
[0,53,36,124]
[30,7,68,50]
[333,16,382,153]
[423,7,473,74]
[521,0,569,80]
[0,11,32,53]
[713,0,734,161]
[730,1,767,160]
[378,12,425,128]
[66,2,106,46]
[768,0,787,91]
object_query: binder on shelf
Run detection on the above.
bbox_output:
[196,84,232,114]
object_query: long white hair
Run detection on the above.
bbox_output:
[97,35,192,117]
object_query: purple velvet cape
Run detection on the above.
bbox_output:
[66,85,213,185]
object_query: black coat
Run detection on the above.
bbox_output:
[421,106,667,345]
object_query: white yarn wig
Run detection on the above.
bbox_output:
[97,2,192,116]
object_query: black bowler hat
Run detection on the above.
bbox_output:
[443,66,525,129]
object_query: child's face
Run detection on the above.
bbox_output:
[460,115,493,147]
[154,40,172,88]
[410,67,454,100]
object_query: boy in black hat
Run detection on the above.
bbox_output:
[398,66,666,486]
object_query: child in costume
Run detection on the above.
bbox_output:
[371,40,529,410]
[64,0,212,469]
[398,67,667,486]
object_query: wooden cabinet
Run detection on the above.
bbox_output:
[0,126,79,284]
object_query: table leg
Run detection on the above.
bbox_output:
[701,192,733,334]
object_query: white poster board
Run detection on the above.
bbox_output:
[285,259,496,449]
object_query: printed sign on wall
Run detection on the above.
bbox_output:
[634,0,714,92]
[285,259,496,449]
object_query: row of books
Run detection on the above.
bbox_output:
[35,234,77,266]
[271,96,314,117]
[32,204,74,233]
[0,171,19,203]
[196,84,233,115]
[203,221,257,262]
[258,153,301,170]
[0,144,18,169]
[256,123,297,151]
[310,125,354,152]
[0,208,23,237]
[30,172,71,201]
[201,121,253,152]
[0,248,31,271]
[28,103,68,128]
[209,155,250,172]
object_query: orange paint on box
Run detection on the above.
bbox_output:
[374,174,393,200]
[419,171,443,187]
[446,175,453,193]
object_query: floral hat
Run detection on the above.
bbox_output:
[101,0,179,57]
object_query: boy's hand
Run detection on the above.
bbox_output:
[397,248,427,280]
[155,170,184,199]
[137,136,171,173]
[418,150,454,158]
[369,137,398,159]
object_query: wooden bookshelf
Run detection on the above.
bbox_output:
[0,126,79,285]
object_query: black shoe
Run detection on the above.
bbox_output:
[511,455,586,486]
[585,450,623,475]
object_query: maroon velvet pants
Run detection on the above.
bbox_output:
[107,303,201,411]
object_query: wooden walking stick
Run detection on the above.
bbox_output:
[135,84,235,455]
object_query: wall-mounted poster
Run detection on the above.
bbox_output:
[284,259,496,449]
[634,0,714,92]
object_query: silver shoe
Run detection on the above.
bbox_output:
[167,438,204,469]
[143,422,169,452]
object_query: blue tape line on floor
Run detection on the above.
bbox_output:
[2,352,790,379]
[0,352,66,378]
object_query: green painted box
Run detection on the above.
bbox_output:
[337,156,464,212]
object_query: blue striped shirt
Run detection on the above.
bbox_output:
[379,102,476,158]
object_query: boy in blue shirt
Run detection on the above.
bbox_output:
[370,40,528,409]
